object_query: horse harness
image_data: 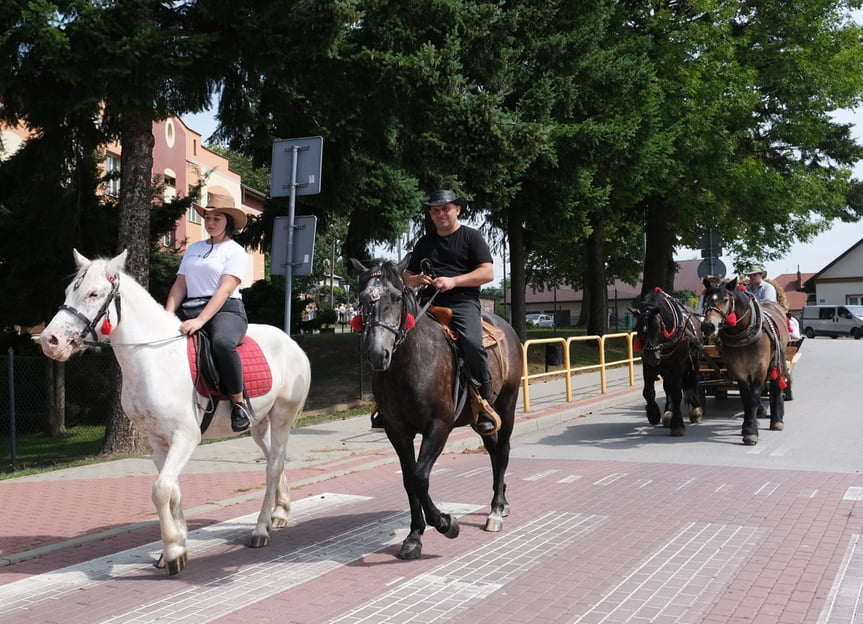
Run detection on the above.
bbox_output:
[704,287,785,372]
[59,267,122,345]
[641,290,697,362]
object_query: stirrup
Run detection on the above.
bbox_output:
[473,398,501,436]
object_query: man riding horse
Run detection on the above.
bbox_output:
[402,189,500,435]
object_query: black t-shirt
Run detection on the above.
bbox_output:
[408,225,493,304]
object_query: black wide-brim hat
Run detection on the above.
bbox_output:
[423,189,467,208]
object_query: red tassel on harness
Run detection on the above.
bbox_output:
[633,337,643,351]
[770,366,779,380]
[778,377,788,389]
[725,312,737,327]
[738,284,746,291]
[402,312,415,329]
[350,315,363,332]
[100,319,112,336]
[654,286,661,292]
[787,318,794,333]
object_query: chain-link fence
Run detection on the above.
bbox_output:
[1,348,115,471]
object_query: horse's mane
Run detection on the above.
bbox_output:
[82,255,180,325]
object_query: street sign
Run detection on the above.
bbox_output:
[270,136,323,197]
[271,215,317,276]
[698,257,726,278]
[269,136,324,333]
[699,227,724,258]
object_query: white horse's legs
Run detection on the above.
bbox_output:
[150,436,198,575]
[248,415,294,547]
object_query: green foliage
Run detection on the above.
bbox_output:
[317,307,338,327]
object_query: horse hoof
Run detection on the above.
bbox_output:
[485,516,503,532]
[248,534,270,548]
[440,514,460,539]
[690,408,703,424]
[165,553,187,576]
[771,421,784,431]
[671,428,684,437]
[271,517,288,529]
[743,434,759,446]
[397,539,422,560]
[502,503,510,518]
[661,412,672,428]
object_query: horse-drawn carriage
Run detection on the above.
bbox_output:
[698,339,802,402]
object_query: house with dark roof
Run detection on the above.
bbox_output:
[801,237,863,307]
[516,258,707,329]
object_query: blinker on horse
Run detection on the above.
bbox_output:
[632,288,703,436]
[351,258,522,560]
[40,250,312,575]
[700,276,790,446]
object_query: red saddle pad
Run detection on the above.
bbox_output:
[186,336,273,399]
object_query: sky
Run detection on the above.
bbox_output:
[181,104,863,282]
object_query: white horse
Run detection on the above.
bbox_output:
[40,250,311,575]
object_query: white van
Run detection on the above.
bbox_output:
[800,304,863,340]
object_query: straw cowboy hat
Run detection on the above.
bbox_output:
[423,189,467,208]
[194,187,248,231]
[746,264,767,278]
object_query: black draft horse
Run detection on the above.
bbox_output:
[700,276,790,445]
[632,288,703,436]
[351,258,522,560]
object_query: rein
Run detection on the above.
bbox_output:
[59,267,185,349]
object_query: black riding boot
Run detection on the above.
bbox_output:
[475,380,498,435]
[231,394,253,432]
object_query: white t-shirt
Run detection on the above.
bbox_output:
[178,239,248,299]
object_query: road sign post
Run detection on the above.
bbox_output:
[270,137,323,333]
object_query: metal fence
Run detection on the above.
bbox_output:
[1,348,114,470]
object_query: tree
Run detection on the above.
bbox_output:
[625,1,863,295]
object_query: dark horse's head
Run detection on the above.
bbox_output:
[350,258,417,371]
[632,288,686,358]
[700,276,744,338]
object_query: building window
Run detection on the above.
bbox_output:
[105,155,120,197]
[165,119,175,148]
[163,231,175,248]
[848,295,862,306]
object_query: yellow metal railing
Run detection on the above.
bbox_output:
[520,332,640,412]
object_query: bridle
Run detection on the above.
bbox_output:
[354,264,415,353]
[639,289,692,359]
[703,286,763,347]
[58,268,123,346]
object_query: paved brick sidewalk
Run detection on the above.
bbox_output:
[0,367,641,571]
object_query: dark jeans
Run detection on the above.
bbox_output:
[181,298,248,396]
[443,297,492,389]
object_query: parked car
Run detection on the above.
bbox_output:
[800,304,863,339]
[526,313,555,328]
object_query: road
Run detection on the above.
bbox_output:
[1,337,861,623]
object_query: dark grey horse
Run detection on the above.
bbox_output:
[633,289,703,436]
[351,258,522,560]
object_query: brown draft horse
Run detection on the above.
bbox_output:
[700,276,790,445]
[350,258,522,560]
[632,288,703,436]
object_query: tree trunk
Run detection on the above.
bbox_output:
[101,362,148,455]
[46,359,67,437]
[508,215,527,342]
[102,117,154,455]
[641,198,677,296]
[585,213,608,337]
